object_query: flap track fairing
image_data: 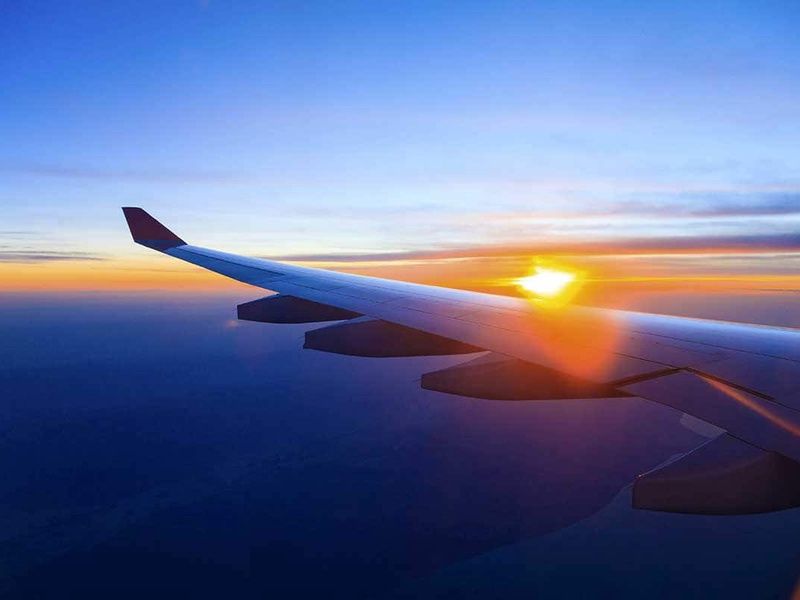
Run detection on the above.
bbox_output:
[421,352,630,401]
[238,294,360,324]
[304,317,483,357]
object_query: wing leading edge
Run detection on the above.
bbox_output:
[122,207,800,514]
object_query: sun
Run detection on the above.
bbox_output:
[517,265,578,300]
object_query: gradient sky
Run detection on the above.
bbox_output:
[2,1,800,293]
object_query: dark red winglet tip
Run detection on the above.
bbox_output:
[122,207,186,250]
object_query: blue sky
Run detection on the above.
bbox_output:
[2,1,800,267]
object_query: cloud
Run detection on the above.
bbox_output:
[0,163,242,183]
[270,233,800,264]
[686,194,800,217]
[610,193,800,218]
[470,192,800,223]
[0,251,106,263]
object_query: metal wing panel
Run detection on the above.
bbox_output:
[382,297,476,319]
[619,310,800,362]
[168,246,287,286]
[163,244,800,394]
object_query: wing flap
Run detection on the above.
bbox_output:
[622,371,800,463]
[696,354,800,409]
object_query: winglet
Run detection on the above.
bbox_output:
[122,207,186,251]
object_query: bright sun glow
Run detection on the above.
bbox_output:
[517,266,577,299]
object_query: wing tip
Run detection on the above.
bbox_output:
[121,207,186,250]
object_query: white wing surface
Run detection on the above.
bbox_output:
[123,207,800,514]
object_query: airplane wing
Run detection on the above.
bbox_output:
[122,207,800,515]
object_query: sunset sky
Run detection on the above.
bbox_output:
[5,6,800,595]
[3,1,800,295]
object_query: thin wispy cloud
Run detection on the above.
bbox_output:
[605,194,800,218]
[0,164,243,183]
[686,194,800,217]
[270,233,800,264]
[469,193,800,222]
[0,251,106,263]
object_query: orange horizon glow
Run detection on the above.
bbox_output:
[3,248,800,297]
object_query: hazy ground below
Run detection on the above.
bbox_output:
[0,291,798,598]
